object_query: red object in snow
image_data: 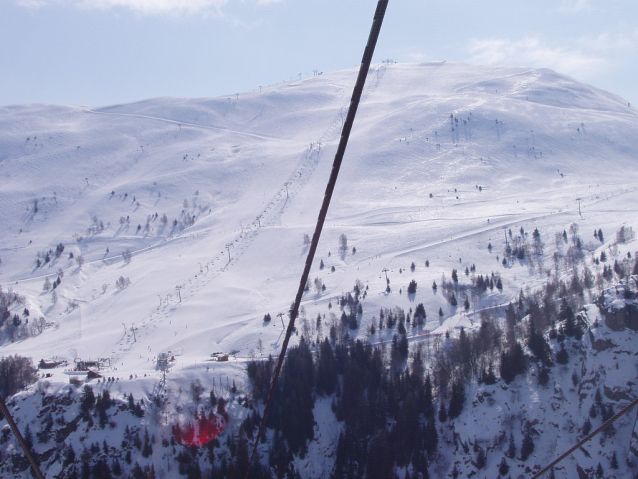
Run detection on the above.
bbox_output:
[172,411,226,446]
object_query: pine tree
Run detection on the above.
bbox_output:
[365,431,393,479]
[498,457,510,475]
[528,322,552,365]
[438,402,447,423]
[596,462,604,478]
[582,417,592,435]
[506,432,516,458]
[556,344,568,364]
[142,427,153,458]
[520,427,535,460]
[611,451,618,469]
[447,381,465,419]
[23,424,33,450]
[560,298,577,337]
[64,445,76,467]
[424,375,434,418]
[81,461,91,479]
[448,293,457,307]
[500,342,527,383]
[475,446,486,469]
[80,385,95,413]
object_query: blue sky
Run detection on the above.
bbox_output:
[1,0,637,107]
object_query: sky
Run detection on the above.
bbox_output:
[1,0,637,107]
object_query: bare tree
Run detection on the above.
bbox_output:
[32,317,46,335]
[339,234,348,252]
[116,276,131,290]
[122,250,132,264]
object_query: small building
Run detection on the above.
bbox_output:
[75,359,101,371]
[39,359,66,369]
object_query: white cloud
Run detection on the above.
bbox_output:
[577,30,638,52]
[466,37,608,79]
[14,0,283,15]
[558,0,592,12]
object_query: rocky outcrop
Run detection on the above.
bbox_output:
[604,303,638,331]
[603,385,634,402]
[588,330,616,351]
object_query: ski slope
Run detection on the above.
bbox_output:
[0,63,637,463]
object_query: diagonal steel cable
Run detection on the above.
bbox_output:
[245,1,390,477]
[0,395,46,479]
[529,396,638,479]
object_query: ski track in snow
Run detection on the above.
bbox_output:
[0,61,637,392]
[107,65,389,364]
[83,108,280,142]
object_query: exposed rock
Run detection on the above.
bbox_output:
[576,464,589,479]
[604,303,638,331]
[588,330,616,351]
[604,385,634,402]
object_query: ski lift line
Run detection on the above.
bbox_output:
[0,395,47,479]
[529,396,638,479]
[245,1,390,477]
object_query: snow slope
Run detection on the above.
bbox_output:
[0,62,637,478]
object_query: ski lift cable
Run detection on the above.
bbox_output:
[245,0,390,476]
[529,396,638,479]
[0,395,47,479]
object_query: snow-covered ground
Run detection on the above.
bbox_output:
[1,62,637,478]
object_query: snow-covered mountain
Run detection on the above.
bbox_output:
[0,62,637,479]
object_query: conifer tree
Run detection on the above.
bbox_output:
[520,426,535,460]
[448,292,458,306]
[498,457,510,475]
[596,462,604,478]
[556,343,569,364]
[438,402,447,423]
[506,432,516,458]
[475,446,486,469]
[611,451,618,469]
[448,380,465,419]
